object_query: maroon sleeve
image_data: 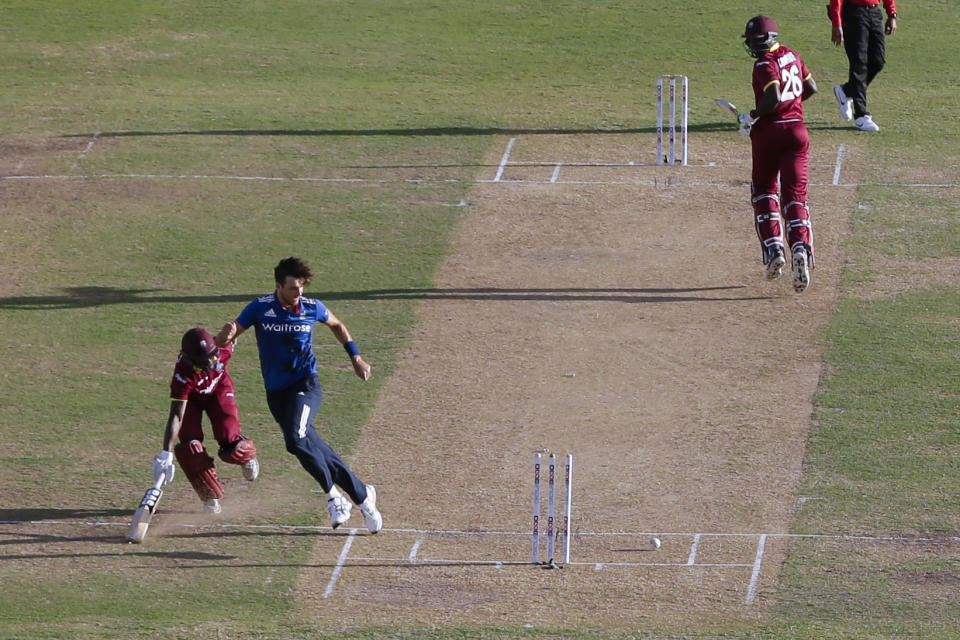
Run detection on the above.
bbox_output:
[170,357,194,400]
[752,58,779,105]
[219,341,234,366]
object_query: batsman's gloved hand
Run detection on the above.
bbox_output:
[738,112,756,136]
[152,450,176,485]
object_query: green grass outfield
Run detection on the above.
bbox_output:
[1,1,958,638]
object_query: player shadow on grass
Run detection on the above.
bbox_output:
[67,123,730,139]
[0,285,771,310]
[0,507,130,521]
[1,545,236,561]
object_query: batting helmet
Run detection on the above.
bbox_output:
[743,15,779,58]
[181,327,219,370]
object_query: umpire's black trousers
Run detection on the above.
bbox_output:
[841,3,886,118]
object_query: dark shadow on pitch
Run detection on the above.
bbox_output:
[160,560,534,570]
[0,531,126,546]
[0,285,770,310]
[162,529,352,541]
[0,507,131,521]
[0,548,235,561]
[64,122,725,140]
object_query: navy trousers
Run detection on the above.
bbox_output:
[266,374,367,504]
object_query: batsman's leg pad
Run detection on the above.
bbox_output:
[752,192,782,247]
[784,201,815,267]
[174,440,224,500]
[218,436,257,465]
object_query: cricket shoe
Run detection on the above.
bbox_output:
[792,248,811,293]
[764,245,786,280]
[242,457,260,481]
[203,498,222,514]
[833,85,853,121]
[359,484,383,534]
[327,494,352,529]
[855,115,880,132]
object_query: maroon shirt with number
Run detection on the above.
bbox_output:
[751,43,811,125]
[748,42,815,259]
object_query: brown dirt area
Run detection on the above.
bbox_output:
[295,134,867,628]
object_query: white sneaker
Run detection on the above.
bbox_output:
[764,245,786,280]
[203,498,222,514]
[242,457,259,481]
[854,115,880,132]
[359,484,383,534]
[792,248,811,293]
[833,85,853,121]
[327,495,352,529]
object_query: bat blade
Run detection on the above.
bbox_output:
[714,98,740,118]
[125,478,165,543]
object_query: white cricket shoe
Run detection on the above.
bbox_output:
[242,457,259,481]
[359,484,383,534]
[203,498,222,514]
[792,248,811,293]
[854,115,880,132]
[764,245,786,280]
[327,494,352,529]
[833,85,853,121]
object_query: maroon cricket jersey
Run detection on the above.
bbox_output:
[751,43,811,124]
[170,342,235,401]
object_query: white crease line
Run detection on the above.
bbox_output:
[589,562,751,569]
[745,533,767,605]
[687,533,701,565]
[3,173,954,189]
[833,143,846,186]
[1,173,956,189]
[493,137,516,182]
[408,537,423,562]
[78,132,100,160]
[323,528,357,598]
[4,520,959,542]
[351,556,522,566]
[72,133,100,171]
[550,164,562,183]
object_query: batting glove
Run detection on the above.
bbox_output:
[738,112,756,136]
[152,450,176,485]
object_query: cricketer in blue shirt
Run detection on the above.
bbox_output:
[215,256,382,533]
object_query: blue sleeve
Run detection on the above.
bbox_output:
[236,299,261,329]
[315,300,330,324]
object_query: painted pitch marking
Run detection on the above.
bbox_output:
[408,536,423,562]
[323,528,357,598]
[745,533,767,605]
[493,137,516,182]
[687,533,701,565]
[4,173,954,189]
[833,143,846,186]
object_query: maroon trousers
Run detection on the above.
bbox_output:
[750,120,814,263]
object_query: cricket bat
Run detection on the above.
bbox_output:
[125,476,165,543]
[714,98,741,120]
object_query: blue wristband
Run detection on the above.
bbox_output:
[344,341,360,357]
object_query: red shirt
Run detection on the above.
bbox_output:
[751,43,811,124]
[170,342,235,401]
[828,0,898,27]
